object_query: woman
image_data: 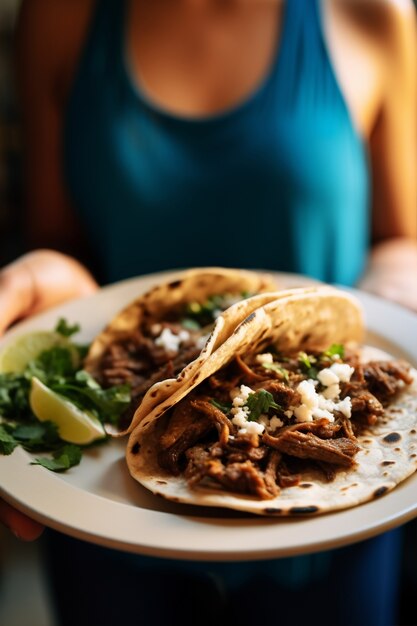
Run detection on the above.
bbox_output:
[1,0,417,624]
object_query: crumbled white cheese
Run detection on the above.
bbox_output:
[292,375,352,423]
[270,416,284,430]
[322,383,340,400]
[317,368,339,387]
[231,409,250,428]
[155,328,190,353]
[335,397,352,418]
[229,384,269,435]
[312,408,334,422]
[297,380,320,409]
[329,363,354,383]
[230,385,253,405]
[293,404,314,422]
[239,421,265,436]
[256,353,274,365]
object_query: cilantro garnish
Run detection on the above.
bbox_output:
[181,293,251,329]
[55,318,81,338]
[321,344,345,360]
[246,389,281,422]
[0,321,131,470]
[0,424,18,455]
[262,362,289,382]
[210,399,232,414]
[181,318,201,331]
[32,444,82,472]
[297,352,318,380]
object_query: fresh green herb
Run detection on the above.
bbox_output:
[246,389,281,421]
[183,295,224,328]
[32,444,82,472]
[181,292,251,329]
[0,323,131,470]
[0,424,18,455]
[262,362,289,382]
[26,347,76,384]
[0,374,31,418]
[181,318,201,331]
[297,352,318,380]
[52,371,130,426]
[321,344,345,360]
[210,399,232,414]
[12,422,61,450]
[298,351,316,370]
[55,318,81,338]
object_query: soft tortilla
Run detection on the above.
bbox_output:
[125,289,416,516]
[85,268,279,435]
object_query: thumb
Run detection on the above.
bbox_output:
[0,250,99,335]
[0,259,34,335]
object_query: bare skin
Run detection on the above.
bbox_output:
[1,0,416,537]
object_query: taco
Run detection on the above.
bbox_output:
[84,267,280,434]
[126,288,417,516]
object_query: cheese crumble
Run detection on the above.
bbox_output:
[155,328,190,353]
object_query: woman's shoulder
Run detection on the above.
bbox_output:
[336,0,416,50]
[16,0,97,104]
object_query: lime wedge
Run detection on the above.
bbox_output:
[0,331,80,374]
[29,377,106,445]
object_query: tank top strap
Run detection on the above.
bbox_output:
[275,0,347,115]
[77,0,127,78]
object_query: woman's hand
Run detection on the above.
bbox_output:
[0,500,44,541]
[0,249,98,539]
[359,238,417,312]
[0,249,99,334]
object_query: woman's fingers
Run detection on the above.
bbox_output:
[359,238,417,312]
[0,499,44,541]
[0,249,99,334]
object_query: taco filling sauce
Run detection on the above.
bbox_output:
[155,346,413,500]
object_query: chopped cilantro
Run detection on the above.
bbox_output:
[52,372,130,426]
[321,344,345,360]
[0,425,18,455]
[0,322,131,470]
[210,399,232,414]
[32,444,82,472]
[181,293,250,329]
[298,352,318,379]
[55,318,81,338]
[261,362,289,382]
[246,389,281,421]
[181,318,201,331]
[298,351,316,370]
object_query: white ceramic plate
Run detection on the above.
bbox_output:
[0,270,416,561]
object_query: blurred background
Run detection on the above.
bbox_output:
[0,1,416,625]
[0,0,24,268]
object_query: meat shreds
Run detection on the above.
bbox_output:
[156,351,413,500]
[96,323,202,429]
[363,361,413,402]
[264,431,359,468]
[185,445,280,499]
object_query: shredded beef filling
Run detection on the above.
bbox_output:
[93,322,202,428]
[156,350,413,500]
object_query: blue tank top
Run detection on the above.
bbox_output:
[64,0,369,286]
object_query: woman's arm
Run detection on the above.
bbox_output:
[359,0,417,310]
